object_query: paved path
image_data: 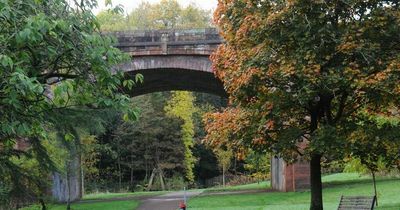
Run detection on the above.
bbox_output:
[137,190,203,210]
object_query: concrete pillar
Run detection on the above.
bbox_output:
[271,156,310,192]
[161,33,169,54]
[51,155,82,202]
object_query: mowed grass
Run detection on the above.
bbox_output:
[23,191,166,210]
[205,181,270,192]
[188,173,400,210]
[82,190,166,200]
[22,200,139,210]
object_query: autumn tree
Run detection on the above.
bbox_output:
[208,1,400,209]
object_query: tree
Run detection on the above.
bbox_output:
[177,3,212,29]
[209,1,400,209]
[165,91,197,183]
[127,2,157,30]
[244,150,270,182]
[192,93,226,185]
[0,0,136,206]
[97,10,128,31]
[152,0,181,29]
[215,148,232,187]
[98,0,212,31]
[91,93,187,192]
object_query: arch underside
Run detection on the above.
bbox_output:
[119,55,227,97]
[126,68,227,97]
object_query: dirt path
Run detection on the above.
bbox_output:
[136,190,203,210]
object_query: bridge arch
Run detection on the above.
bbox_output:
[110,28,226,97]
[120,55,227,97]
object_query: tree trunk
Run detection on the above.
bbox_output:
[147,168,156,191]
[130,155,134,186]
[39,198,46,210]
[80,159,84,197]
[372,171,378,206]
[159,168,165,191]
[310,154,323,210]
[145,158,148,182]
[222,167,226,187]
[66,161,71,210]
[117,156,122,191]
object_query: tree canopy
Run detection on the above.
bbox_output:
[0,0,136,206]
[97,0,212,31]
[206,1,400,209]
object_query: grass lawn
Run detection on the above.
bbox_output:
[82,190,166,200]
[205,181,270,193]
[188,173,400,210]
[23,190,165,210]
[22,200,139,210]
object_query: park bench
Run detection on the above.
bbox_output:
[337,195,376,210]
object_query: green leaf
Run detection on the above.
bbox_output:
[0,54,13,68]
[64,133,75,142]
[135,73,144,83]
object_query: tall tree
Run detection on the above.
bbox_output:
[165,91,197,183]
[0,0,136,206]
[208,1,400,209]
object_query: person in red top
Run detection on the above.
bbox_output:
[179,201,186,210]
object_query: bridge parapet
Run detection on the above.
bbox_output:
[107,28,223,56]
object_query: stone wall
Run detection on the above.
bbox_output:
[108,28,222,56]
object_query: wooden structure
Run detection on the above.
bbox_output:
[270,156,310,192]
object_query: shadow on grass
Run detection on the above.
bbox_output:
[377,203,400,210]
[323,176,399,188]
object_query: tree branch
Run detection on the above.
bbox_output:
[334,91,348,123]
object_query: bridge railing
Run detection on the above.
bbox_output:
[105,28,223,56]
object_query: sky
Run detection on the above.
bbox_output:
[93,0,218,14]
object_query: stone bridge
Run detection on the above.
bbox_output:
[51,28,309,203]
[109,28,227,97]
[111,28,310,192]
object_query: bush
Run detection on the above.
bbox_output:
[343,157,400,176]
[0,183,10,209]
[165,175,186,191]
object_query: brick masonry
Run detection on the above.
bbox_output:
[110,28,227,97]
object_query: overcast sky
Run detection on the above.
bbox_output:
[93,0,218,14]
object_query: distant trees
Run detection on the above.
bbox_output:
[90,93,186,191]
[97,0,212,31]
